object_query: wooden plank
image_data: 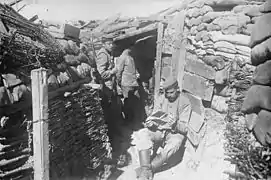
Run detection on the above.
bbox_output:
[31,68,49,180]
[154,22,164,105]
[183,72,214,101]
[114,23,158,41]
[170,10,186,89]
[185,59,216,80]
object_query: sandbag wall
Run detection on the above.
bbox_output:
[0,41,111,179]
[162,0,264,114]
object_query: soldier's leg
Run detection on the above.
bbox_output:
[151,133,185,172]
[132,128,164,180]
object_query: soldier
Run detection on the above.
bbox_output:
[116,48,140,123]
[133,76,192,180]
[96,37,117,106]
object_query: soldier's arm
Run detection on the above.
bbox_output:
[174,95,192,134]
[96,53,112,80]
[116,55,125,84]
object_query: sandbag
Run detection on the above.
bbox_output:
[64,54,80,66]
[212,13,250,32]
[253,60,271,86]
[252,109,271,146]
[202,55,226,70]
[250,13,271,48]
[67,40,80,55]
[214,41,236,53]
[242,24,254,36]
[221,25,239,35]
[235,44,251,57]
[57,62,68,72]
[241,85,271,114]
[215,51,235,60]
[48,74,59,91]
[197,23,207,31]
[58,39,71,54]
[245,6,263,17]
[206,23,221,31]
[187,17,201,27]
[209,31,250,46]
[201,11,232,23]
[77,63,92,79]
[206,48,215,55]
[235,54,251,65]
[187,7,201,18]
[67,66,81,81]
[76,53,90,64]
[251,37,271,66]
[259,0,271,13]
[190,26,198,35]
[57,72,73,87]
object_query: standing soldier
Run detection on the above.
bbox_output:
[96,37,117,106]
[116,48,140,123]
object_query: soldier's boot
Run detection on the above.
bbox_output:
[135,149,153,180]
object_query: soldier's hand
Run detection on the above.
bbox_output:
[110,67,118,75]
[144,120,158,128]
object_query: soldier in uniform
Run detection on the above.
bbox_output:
[96,37,117,106]
[133,76,192,180]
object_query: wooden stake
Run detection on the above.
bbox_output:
[31,68,49,180]
[171,10,186,89]
[154,22,164,105]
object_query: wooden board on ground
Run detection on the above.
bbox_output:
[183,72,214,101]
[185,59,216,80]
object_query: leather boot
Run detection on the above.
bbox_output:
[151,153,166,173]
[135,149,153,180]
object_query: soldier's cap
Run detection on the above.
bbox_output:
[163,76,178,91]
[101,36,114,43]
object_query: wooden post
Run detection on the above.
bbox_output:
[154,22,164,105]
[31,68,49,180]
[171,10,186,90]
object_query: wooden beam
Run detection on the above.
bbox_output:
[114,23,158,41]
[8,0,23,6]
[31,68,49,180]
[171,10,186,89]
[154,22,164,105]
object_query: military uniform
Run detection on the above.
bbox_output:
[96,47,116,105]
[116,49,140,122]
[133,77,191,180]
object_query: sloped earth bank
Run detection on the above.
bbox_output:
[101,108,234,180]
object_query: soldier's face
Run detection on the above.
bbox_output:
[104,41,113,52]
[165,88,178,102]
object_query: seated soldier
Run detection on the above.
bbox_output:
[132,76,192,180]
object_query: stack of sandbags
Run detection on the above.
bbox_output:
[47,88,112,179]
[0,73,33,179]
[48,40,94,91]
[241,0,271,147]
[178,1,266,112]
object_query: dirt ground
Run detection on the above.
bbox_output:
[101,107,235,180]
